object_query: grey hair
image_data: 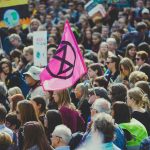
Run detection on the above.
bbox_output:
[106,38,117,46]
[92,98,111,114]
[52,125,72,144]
[77,82,89,100]
[9,34,21,43]
[0,82,7,97]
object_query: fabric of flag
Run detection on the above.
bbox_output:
[40,20,87,91]
[0,0,30,28]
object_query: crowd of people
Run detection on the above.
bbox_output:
[0,0,150,150]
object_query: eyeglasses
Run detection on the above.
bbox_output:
[135,57,141,61]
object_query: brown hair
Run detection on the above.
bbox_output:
[55,90,71,107]
[136,51,148,62]
[11,94,24,112]
[17,100,39,125]
[127,87,149,107]
[23,121,52,150]
[0,132,12,150]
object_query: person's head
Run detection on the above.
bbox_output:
[118,17,126,29]
[135,81,150,99]
[136,51,148,66]
[101,26,109,37]
[0,104,7,124]
[106,55,119,72]
[88,87,109,104]
[129,71,148,85]
[92,113,115,143]
[23,121,51,150]
[30,18,41,32]
[10,94,24,112]
[10,49,22,64]
[136,22,147,33]
[24,66,41,86]
[93,76,108,89]
[47,47,56,61]
[78,44,85,56]
[92,32,101,45]
[90,98,111,118]
[125,43,136,59]
[119,57,135,79]
[23,46,33,62]
[16,100,38,125]
[74,83,89,100]
[127,87,149,109]
[9,33,22,47]
[111,101,130,124]
[85,28,92,40]
[0,132,12,150]
[5,112,21,131]
[136,0,144,8]
[108,83,127,103]
[53,90,71,107]
[0,58,12,74]
[8,86,23,98]
[31,96,46,116]
[51,124,72,148]
[45,110,62,134]
[88,63,103,79]
[98,42,109,63]
[137,42,150,56]
[106,38,117,53]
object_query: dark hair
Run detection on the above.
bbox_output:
[137,42,150,55]
[5,113,21,129]
[32,97,46,113]
[10,49,22,61]
[136,51,148,63]
[23,121,52,150]
[112,101,130,124]
[46,109,62,134]
[0,105,7,122]
[109,83,127,103]
[84,51,98,63]
[88,63,103,76]
[108,55,120,71]
[94,76,108,89]
[136,22,147,32]
[0,58,12,73]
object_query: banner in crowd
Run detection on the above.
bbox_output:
[33,31,47,67]
[40,20,87,91]
[0,0,30,28]
[84,0,106,21]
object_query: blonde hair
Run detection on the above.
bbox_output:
[119,57,135,79]
[98,42,109,62]
[8,86,23,97]
[129,71,148,84]
[128,87,149,108]
[76,83,89,100]
[23,46,33,55]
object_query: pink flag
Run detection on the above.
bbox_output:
[40,20,87,91]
